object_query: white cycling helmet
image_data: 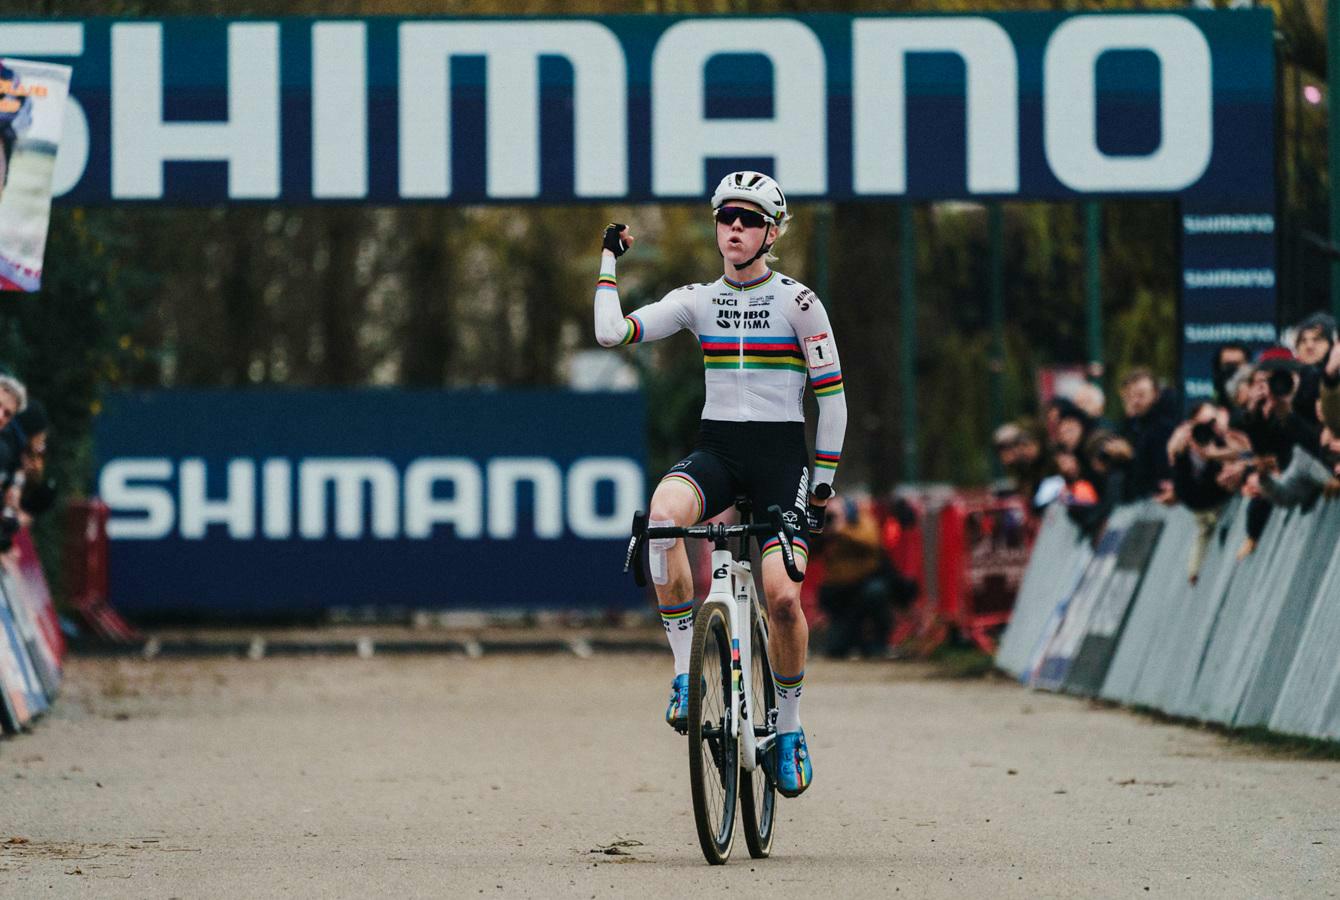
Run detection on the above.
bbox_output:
[711,171,789,226]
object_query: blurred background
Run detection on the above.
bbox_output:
[0,0,1330,624]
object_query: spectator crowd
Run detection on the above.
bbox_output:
[993,311,1340,584]
[0,372,56,553]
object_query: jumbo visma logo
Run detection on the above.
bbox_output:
[99,456,645,541]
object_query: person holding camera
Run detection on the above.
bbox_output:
[1230,355,1323,558]
[1167,403,1250,583]
[1251,385,1340,509]
[1238,356,1322,466]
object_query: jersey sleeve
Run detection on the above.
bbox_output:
[785,285,848,489]
[593,252,694,347]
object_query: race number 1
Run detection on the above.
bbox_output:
[805,333,836,369]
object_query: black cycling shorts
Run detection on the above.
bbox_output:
[659,420,811,546]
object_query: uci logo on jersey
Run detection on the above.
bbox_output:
[712,297,738,307]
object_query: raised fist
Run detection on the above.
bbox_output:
[602,223,633,258]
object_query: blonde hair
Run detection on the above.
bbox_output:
[0,375,26,412]
[765,218,789,265]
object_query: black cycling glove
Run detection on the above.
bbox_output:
[806,483,833,535]
[603,223,630,258]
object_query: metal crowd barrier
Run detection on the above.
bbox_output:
[0,528,65,735]
[998,495,1340,741]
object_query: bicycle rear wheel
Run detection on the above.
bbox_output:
[688,601,738,865]
[740,612,777,859]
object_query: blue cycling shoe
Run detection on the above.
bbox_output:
[666,674,691,729]
[767,729,813,797]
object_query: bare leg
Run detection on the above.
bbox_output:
[648,480,700,673]
[760,552,808,731]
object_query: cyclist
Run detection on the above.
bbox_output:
[594,171,847,798]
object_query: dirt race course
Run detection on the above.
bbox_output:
[2,653,1337,899]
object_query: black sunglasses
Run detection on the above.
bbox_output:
[715,206,769,229]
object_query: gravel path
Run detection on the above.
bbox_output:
[1,654,1336,898]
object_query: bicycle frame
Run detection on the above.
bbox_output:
[706,546,775,772]
[624,503,801,769]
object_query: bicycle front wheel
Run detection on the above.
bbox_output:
[740,612,777,859]
[688,601,738,865]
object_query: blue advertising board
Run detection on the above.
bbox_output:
[94,391,647,618]
[11,11,1275,401]
[4,12,1272,207]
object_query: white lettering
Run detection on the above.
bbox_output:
[403,458,483,539]
[652,19,826,197]
[53,98,89,198]
[1184,378,1215,399]
[852,17,1018,195]
[111,22,280,199]
[1183,269,1275,289]
[1183,322,1277,343]
[312,22,367,199]
[566,457,643,539]
[262,459,292,539]
[299,458,399,539]
[398,21,627,199]
[1044,15,1212,192]
[100,458,174,540]
[486,458,562,539]
[178,458,255,539]
[1182,214,1275,235]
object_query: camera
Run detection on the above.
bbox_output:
[1267,368,1296,398]
[1190,421,1217,446]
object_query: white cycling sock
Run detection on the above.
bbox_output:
[773,670,804,733]
[659,598,694,676]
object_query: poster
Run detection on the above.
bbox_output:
[0,58,72,292]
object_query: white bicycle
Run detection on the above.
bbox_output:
[626,500,805,865]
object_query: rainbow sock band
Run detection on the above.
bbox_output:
[659,472,705,522]
[761,535,809,565]
[814,449,841,472]
[596,274,618,292]
[812,370,844,397]
[620,313,644,345]
[773,670,804,693]
[659,600,694,623]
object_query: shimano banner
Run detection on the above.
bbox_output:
[94,391,647,618]
[12,11,1275,403]
[0,12,1271,207]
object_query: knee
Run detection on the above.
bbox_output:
[649,492,694,527]
[648,500,680,526]
[769,591,804,628]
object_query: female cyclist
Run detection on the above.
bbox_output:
[593,171,847,798]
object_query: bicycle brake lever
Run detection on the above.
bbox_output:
[766,505,805,583]
[626,511,649,586]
